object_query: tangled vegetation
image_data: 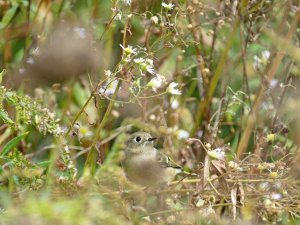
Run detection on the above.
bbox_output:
[0,0,300,224]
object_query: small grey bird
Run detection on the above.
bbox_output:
[123,131,181,187]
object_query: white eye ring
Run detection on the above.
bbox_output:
[135,136,142,142]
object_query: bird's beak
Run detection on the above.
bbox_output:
[148,137,157,141]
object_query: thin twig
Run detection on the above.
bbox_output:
[236,9,300,158]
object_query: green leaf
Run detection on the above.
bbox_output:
[1,132,29,156]
[0,5,18,30]
[73,82,89,106]
[38,160,51,167]
[0,110,15,126]
[0,69,5,84]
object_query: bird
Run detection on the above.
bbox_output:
[123,131,181,187]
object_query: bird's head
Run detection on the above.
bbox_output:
[126,131,157,150]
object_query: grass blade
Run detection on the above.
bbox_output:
[1,132,29,156]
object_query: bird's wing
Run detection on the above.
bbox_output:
[156,151,181,169]
[156,151,198,178]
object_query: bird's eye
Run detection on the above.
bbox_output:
[135,136,142,142]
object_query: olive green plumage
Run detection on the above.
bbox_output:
[123,132,180,187]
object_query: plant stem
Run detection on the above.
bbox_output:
[82,13,130,177]
[65,78,108,137]
[190,19,240,136]
[236,9,300,158]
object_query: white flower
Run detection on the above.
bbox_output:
[145,59,153,66]
[120,44,137,55]
[144,59,156,75]
[271,193,282,200]
[260,50,270,65]
[122,0,132,6]
[72,168,78,178]
[144,64,156,75]
[134,58,144,64]
[167,82,181,95]
[175,129,189,140]
[146,74,166,92]
[121,56,131,64]
[228,161,238,169]
[99,79,118,95]
[162,2,175,10]
[67,164,74,169]
[270,79,278,88]
[58,176,66,182]
[253,55,261,70]
[135,58,156,75]
[79,126,93,138]
[253,50,270,71]
[207,148,225,160]
[115,12,122,21]
[262,50,270,60]
[64,146,70,154]
[170,97,179,109]
[151,16,159,24]
[54,126,65,136]
[104,70,112,77]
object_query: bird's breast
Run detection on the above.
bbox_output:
[124,154,164,186]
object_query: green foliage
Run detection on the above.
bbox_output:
[1,132,29,156]
[0,85,62,135]
[0,0,300,224]
[0,4,18,30]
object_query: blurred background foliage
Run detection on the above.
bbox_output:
[0,0,300,224]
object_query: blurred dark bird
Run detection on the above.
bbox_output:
[10,23,103,89]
